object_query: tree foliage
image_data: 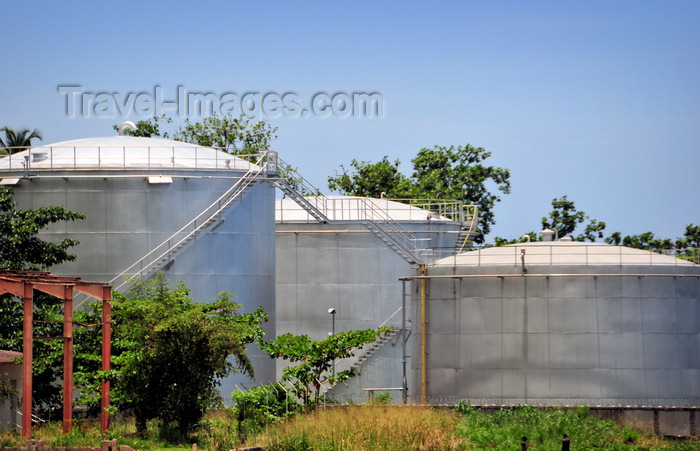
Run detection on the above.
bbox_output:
[113,114,277,155]
[107,273,268,440]
[0,186,87,415]
[174,115,277,155]
[261,328,389,411]
[112,115,172,138]
[541,196,606,241]
[0,126,43,155]
[328,145,511,243]
[493,196,697,263]
[327,156,411,198]
[231,384,300,442]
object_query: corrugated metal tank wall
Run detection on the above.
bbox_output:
[275,197,466,395]
[411,243,700,407]
[2,139,277,393]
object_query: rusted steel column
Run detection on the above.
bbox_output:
[63,286,74,433]
[100,287,112,433]
[22,283,33,439]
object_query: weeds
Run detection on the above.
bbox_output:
[1,405,698,450]
[255,405,465,450]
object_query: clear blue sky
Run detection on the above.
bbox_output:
[1,1,698,243]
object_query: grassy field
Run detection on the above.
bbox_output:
[1,404,698,450]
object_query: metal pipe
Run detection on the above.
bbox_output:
[420,264,426,404]
[400,273,700,281]
[402,280,407,405]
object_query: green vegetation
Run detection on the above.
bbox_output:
[113,114,277,155]
[261,328,390,411]
[493,195,699,260]
[454,403,666,451]
[1,400,699,450]
[327,144,511,243]
[0,126,42,155]
[0,186,88,413]
[105,274,267,441]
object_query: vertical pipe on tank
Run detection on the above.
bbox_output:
[402,280,407,405]
[420,264,427,404]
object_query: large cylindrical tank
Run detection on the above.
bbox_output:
[411,241,700,407]
[276,195,475,400]
[0,136,277,391]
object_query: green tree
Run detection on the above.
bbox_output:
[491,232,540,247]
[327,156,411,198]
[328,145,511,243]
[114,114,277,155]
[604,231,673,251]
[492,196,606,245]
[0,126,43,155]
[112,115,172,137]
[174,115,277,155]
[231,384,300,443]
[675,224,700,249]
[0,186,86,414]
[541,195,606,241]
[261,328,389,411]
[109,274,267,440]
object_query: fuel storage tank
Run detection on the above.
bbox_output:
[276,195,477,400]
[410,241,700,407]
[0,136,277,388]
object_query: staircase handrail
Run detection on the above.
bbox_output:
[273,159,431,263]
[378,306,404,328]
[110,152,270,291]
[356,198,424,263]
[272,157,329,221]
[457,205,479,252]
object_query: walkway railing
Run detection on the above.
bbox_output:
[0,145,270,172]
[436,243,700,267]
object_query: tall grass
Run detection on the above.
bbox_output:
[254,405,466,450]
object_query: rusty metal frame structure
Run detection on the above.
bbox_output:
[0,270,111,438]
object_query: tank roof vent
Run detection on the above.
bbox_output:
[541,228,556,241]
[118,121,137,136]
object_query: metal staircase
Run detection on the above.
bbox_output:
[271,167,329,222]
[273,160,425,265]
[360,212,422,265]
[351,327,399,371]
[110,152,275,292]
[455,205,479,253]
[317,327,399,398]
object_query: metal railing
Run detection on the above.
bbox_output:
[273,161,428,264]
[436,243,700,267]
[0,145,274,173]
[277,195,476,224]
